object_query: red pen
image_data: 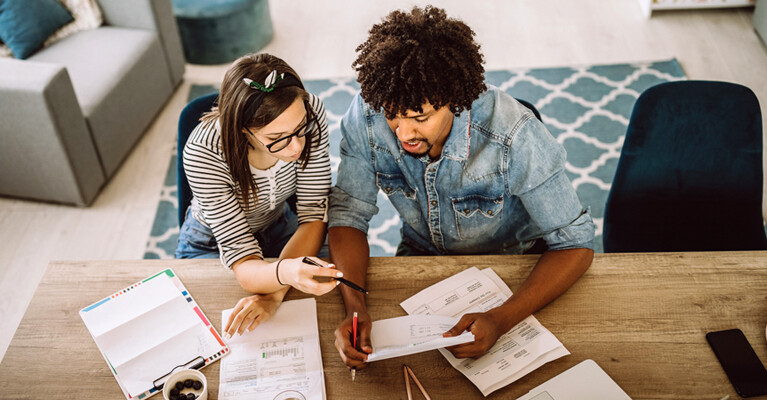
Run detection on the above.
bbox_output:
[352,311,358,381]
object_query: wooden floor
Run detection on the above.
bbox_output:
[1,0,766,363]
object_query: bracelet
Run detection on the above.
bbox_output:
[275,259,286,286]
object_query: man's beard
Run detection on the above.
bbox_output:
[403,139,433,157]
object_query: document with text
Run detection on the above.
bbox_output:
[400,267,569,397]
[366,314,475,362]
[219,298,326,400]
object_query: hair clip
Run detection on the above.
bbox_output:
[243,70,284,93]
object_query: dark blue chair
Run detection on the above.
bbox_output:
[603,81,767,252]
[177,92,219,226]
[517,98,542,122]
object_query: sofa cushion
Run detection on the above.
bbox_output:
[29,27,157,114]
[29,26,173,176]
[0,0,74,59]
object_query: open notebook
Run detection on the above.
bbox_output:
[80,269,228,399]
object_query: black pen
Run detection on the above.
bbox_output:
[302,257,369,294]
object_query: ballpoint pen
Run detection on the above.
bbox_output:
[301,257,369,294]
[352,311,358,382]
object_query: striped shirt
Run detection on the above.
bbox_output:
[183,94,331,268]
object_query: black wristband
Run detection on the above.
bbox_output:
[275,259,286,286]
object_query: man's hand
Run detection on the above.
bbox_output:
[334,310,373,370]
[443,310,507,359]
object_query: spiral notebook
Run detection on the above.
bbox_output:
[79,269,229,399]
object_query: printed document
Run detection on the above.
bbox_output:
[400,267,569,397]
[366,314,475,362]
[219,298,326,400]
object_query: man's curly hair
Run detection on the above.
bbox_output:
[353,6,486,119]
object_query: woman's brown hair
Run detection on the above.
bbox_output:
[202,53,312,210]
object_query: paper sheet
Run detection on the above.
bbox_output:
[400,267,569,397]
[516,359,632,400]
[366,314,475,362]
[219,298,326,400]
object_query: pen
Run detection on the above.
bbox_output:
[352,311,358,382]
[301,257,368,294]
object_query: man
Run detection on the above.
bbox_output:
[328,6,595,371]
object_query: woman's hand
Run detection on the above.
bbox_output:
[277,257,342,296]
[223,292,283,339]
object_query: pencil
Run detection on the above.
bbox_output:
[406,365,431,400]
[404,364,413,400]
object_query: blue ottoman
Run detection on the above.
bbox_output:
[172,0,273,65]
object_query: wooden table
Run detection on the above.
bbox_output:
[1,252,766,399]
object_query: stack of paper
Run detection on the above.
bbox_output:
[400,267,569,396]
[219,298,326,400]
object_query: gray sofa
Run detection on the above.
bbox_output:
[0,0,185,206]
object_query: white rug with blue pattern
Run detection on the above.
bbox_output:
[143,58,686,259]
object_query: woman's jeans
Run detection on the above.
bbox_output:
[175,204,298,260]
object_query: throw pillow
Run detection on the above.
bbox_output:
[0,37,8,57]
[0,0,74,59]
[43,0,103,47]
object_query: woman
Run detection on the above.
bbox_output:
[176,53,340,338]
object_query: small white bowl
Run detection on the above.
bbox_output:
[162,368,207,400]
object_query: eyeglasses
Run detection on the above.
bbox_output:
[247,102,317,153]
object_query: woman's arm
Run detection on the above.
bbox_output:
[224,220,334,338]
[230,220,329,294]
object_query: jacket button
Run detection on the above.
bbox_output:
[487,210,494,215]
[405,192,411,196]
[431,200,437,206]
[429,168,435,172]
[464,209,470,214]
[386,187,391,192]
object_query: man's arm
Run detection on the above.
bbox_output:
[446,112,596,357]
[444,247,593,358]
[329,226,374,369]
[327,93,382,369]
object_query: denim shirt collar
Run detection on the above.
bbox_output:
[415,109,470,163]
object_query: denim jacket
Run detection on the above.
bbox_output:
[328,86,595,255]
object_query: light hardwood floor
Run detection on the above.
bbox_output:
[1,0,766,363]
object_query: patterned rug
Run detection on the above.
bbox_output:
[143,58,686,259]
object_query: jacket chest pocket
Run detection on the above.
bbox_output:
[376,173,420,226]
[452,195,504,240]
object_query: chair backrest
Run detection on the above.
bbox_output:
[516,98,542,122]
[603,81,767,252]
[178,92,219,226]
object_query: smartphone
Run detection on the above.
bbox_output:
[706,329,767,397]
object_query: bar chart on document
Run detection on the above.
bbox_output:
[219,299,326,400]
[262,337,303,359]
